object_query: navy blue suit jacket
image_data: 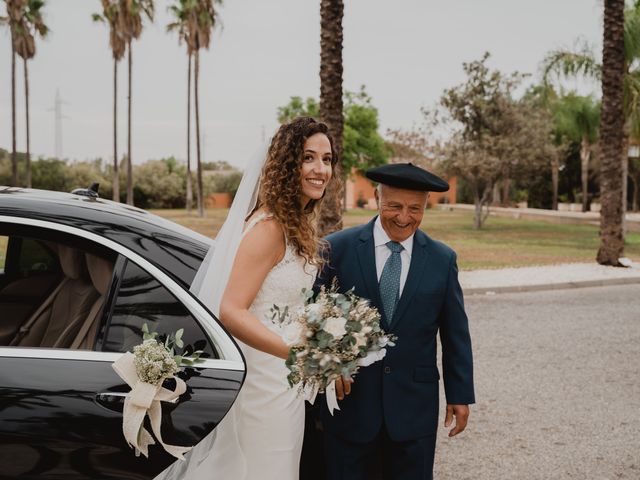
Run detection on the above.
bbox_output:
[316,217,475,443]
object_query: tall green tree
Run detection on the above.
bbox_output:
[523,83,565,210]
[629,152,640,210]
[598,0,627,265]
[167,0,196,213]
[318,0,344,236]
[278,87,388,174]
[191,0,218,218]
[11,0,47,188]
[1,0,23,186]
[431,53,555,229]
[553,94,601,212]
[543,1,640,243]
[93,0,126,201]
[277,96,319,122]
[119,0,154,205]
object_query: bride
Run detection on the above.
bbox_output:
[188,116,336,479]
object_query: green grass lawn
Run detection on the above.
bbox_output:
[153,208,640,270]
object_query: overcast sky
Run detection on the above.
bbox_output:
[0,0,603,169]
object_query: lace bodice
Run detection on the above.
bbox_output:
[243,213,316,329]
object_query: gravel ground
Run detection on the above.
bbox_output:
[434,284,640,480]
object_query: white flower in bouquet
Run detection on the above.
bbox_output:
[282,320,305,346]
[354,332,368,349]
[306,302,324,319]
[323,316,348,338]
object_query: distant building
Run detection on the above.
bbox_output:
[206,192,232,209]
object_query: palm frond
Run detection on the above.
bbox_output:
[624,3,640,66]
[541,44,601,86]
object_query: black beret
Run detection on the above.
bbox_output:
[365,163,449,192]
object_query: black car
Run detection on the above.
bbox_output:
[0,186,245,479]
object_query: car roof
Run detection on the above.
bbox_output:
[0,186,214,289]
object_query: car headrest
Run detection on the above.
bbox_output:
[85,253,114,295]
[57,245,84,280]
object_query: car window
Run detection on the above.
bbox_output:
[18,238,58,275]
[102,259,218,358]
[0,235,7,274]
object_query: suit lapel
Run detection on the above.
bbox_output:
[355,218,385,323]
[388,230,428,331]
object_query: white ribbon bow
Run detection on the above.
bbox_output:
[112,352,192,460]
[305,348,387,415]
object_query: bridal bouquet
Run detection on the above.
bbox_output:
[111,324,205,460]
[271,279,396,414]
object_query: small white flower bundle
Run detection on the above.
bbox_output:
[133,340,180,385]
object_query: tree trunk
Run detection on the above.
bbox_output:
[580,134,590,212]
[11,47,17,187]
[492,181,501,206]
[630,173,638,212]
[472,181,492,229]
[195,49,204,218]
[551,156,560,210]
[596,0,626,266]
[473,183,482,229]
[501,176,511,207]
[126,42,134,206]
[24,58,31,188]
[621,124,629,232]
[186,52,193,214]
[113,57,120,202]
[318,0,345,237]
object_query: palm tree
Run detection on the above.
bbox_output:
[543,2,640,223]
[167,0,195,213]
[192,0,218,217]
[168,0,219,216]
[2,0,23,186]
[12,0,48,189]
[93,0,126,202]
[553,94,600,212]
[119,0,154,205]
[525,83,565,210]
[318,0,344,237]
[598,0,626,265]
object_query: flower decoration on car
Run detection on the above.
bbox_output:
[112,324,205,460]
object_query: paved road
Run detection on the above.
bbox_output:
[434,284,640,479]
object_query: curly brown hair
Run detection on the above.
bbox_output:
[255,116,337,268]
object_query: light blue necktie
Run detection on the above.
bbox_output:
[379,241,404,323]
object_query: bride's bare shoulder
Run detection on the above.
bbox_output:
[240,210,286,260]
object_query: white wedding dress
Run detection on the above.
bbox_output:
[196,212,316,479]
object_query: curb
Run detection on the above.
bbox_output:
[463,276,640,295]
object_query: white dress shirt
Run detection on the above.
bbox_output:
[373,216,414,297]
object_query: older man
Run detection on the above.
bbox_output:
[317,163,475,480]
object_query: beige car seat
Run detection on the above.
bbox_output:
[0,273,61,344]
[53,253,114,350]
[10,245,98,347]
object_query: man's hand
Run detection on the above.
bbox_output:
[444,404,469,437]
[335,376,353,400]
